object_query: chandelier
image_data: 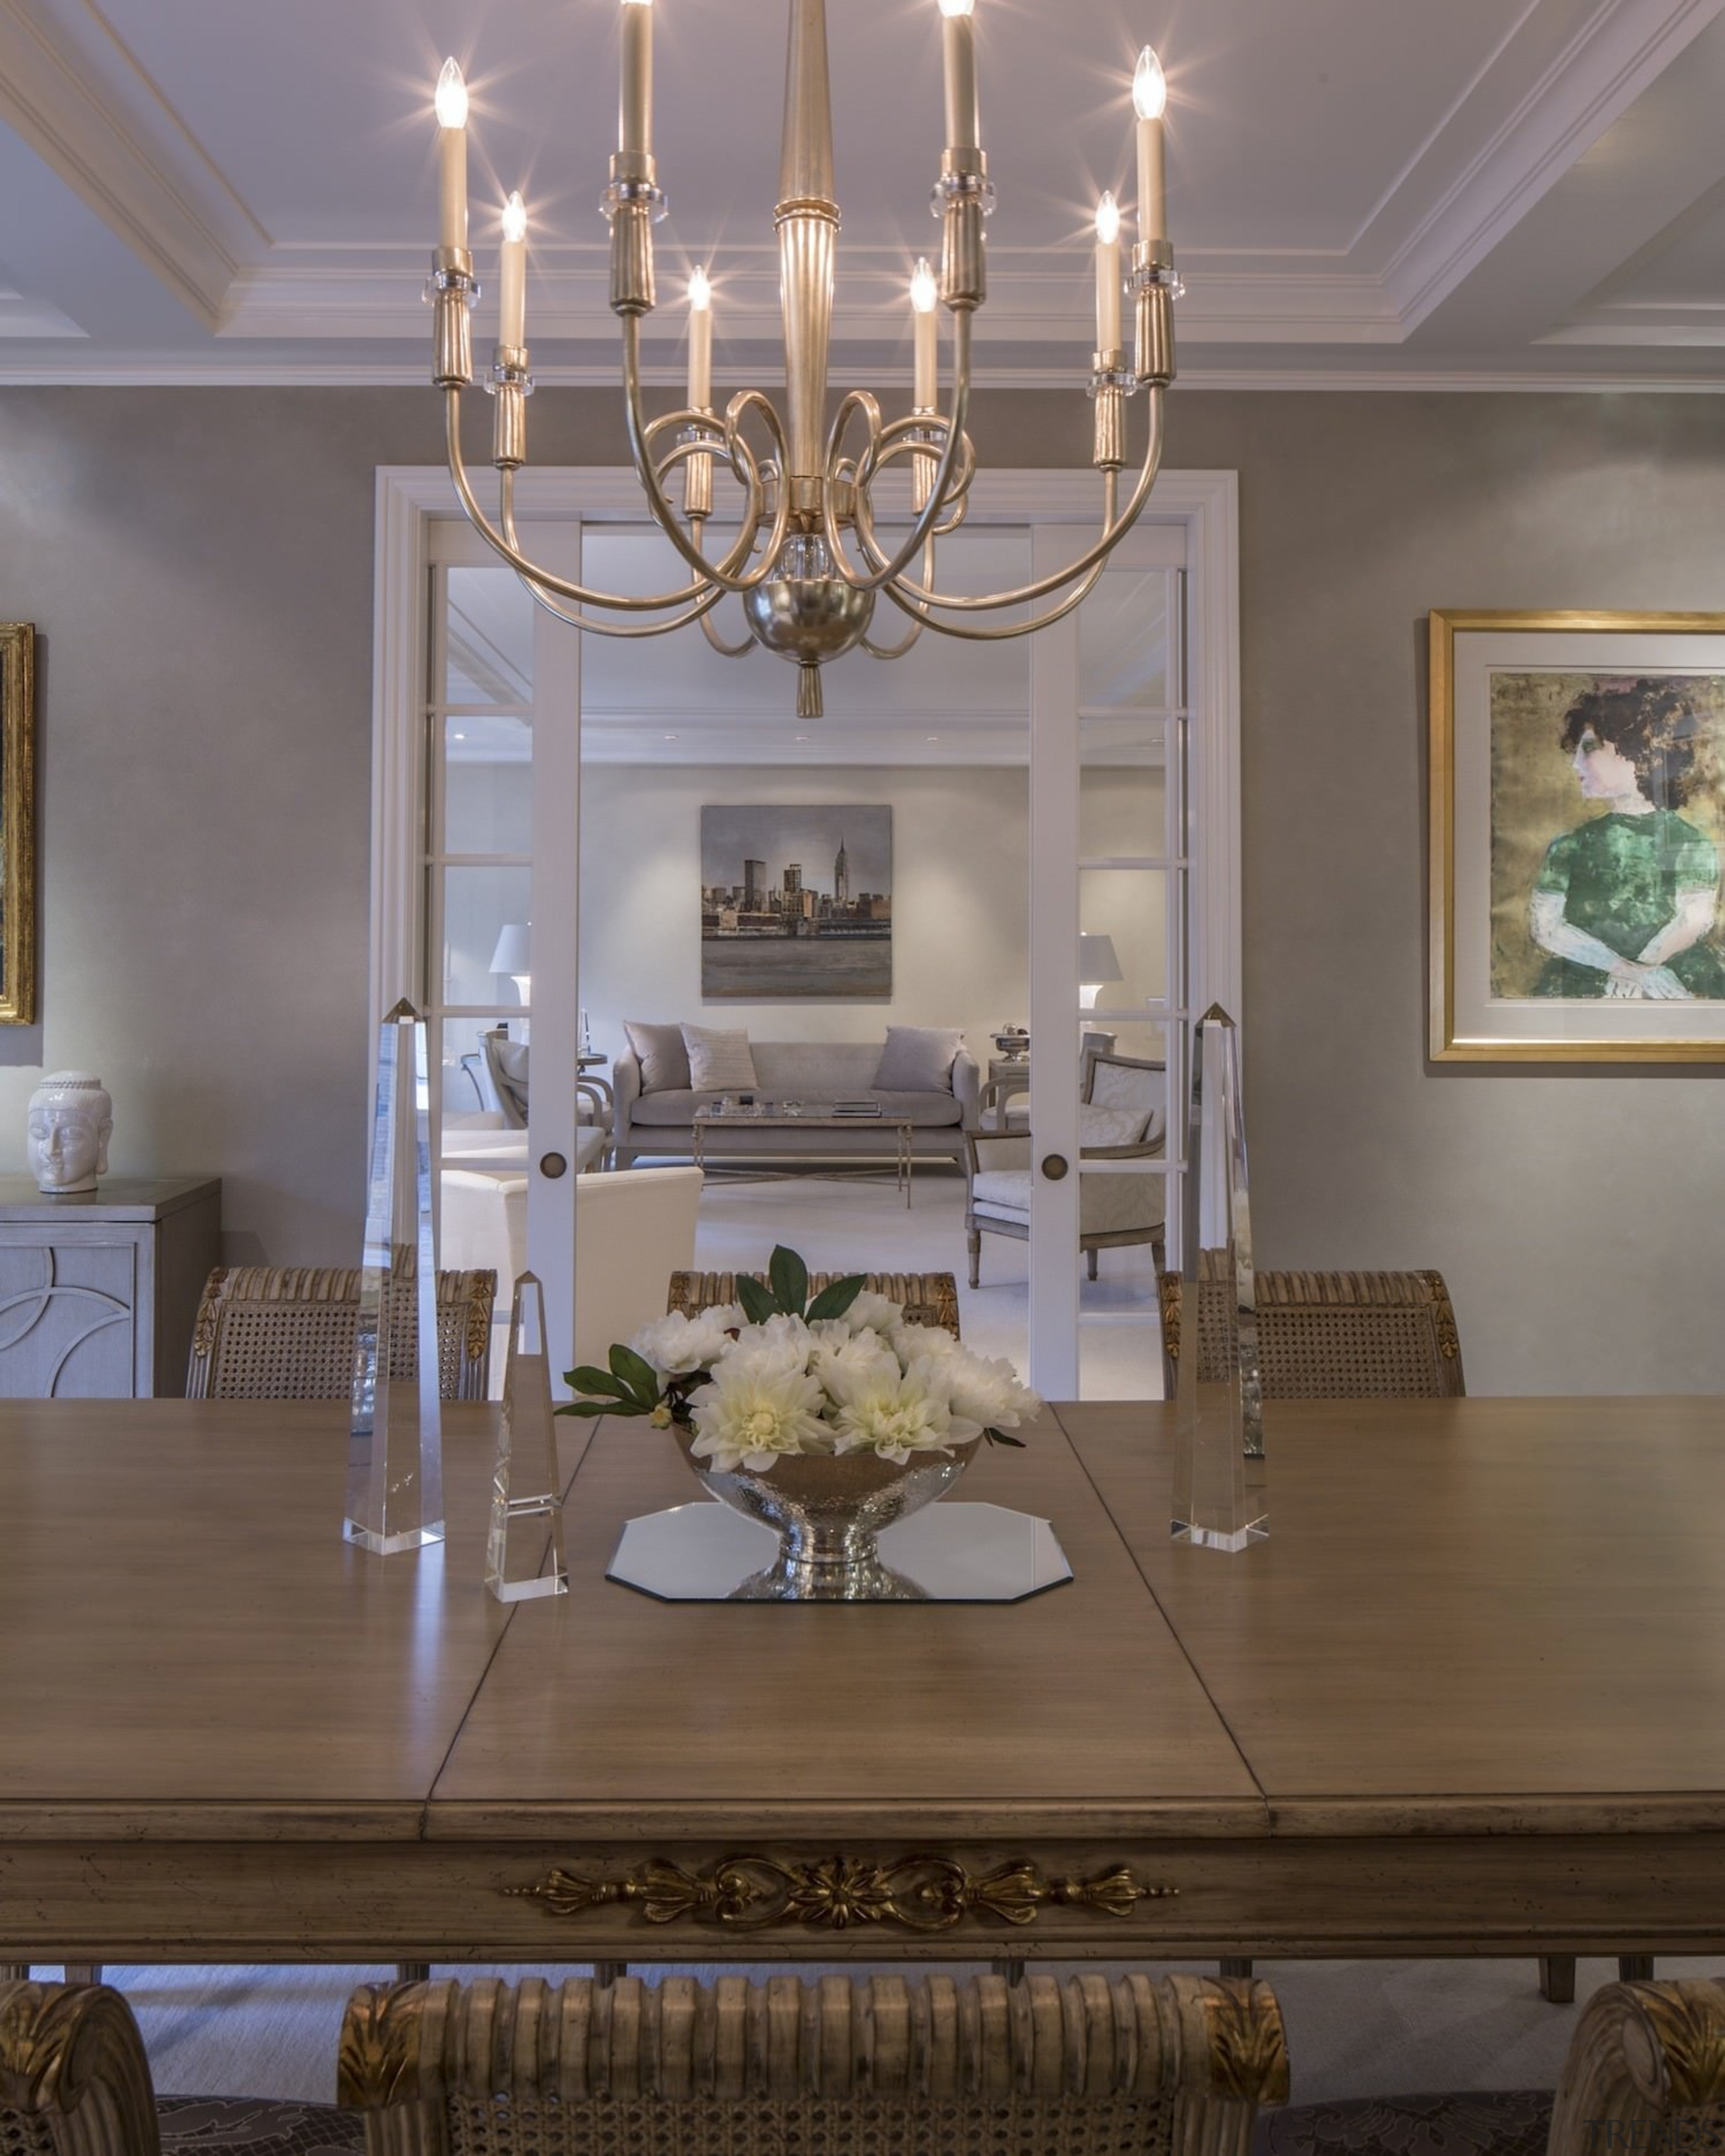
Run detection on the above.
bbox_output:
[427,0,1178,718]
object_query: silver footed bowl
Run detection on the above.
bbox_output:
[675,1430,980,1602]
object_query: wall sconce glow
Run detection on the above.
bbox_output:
[1133,46,1166,121]
[434,58,468,129]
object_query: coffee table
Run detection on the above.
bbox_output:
[691,1101,916,1206]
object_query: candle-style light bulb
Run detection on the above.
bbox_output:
[499,191,528,348]
[910,255,938,409]
[939,0,980,153]
[435,59,469,253]
[687,266,713,410]
[1094,191,1122,353]
[1133,45,1167,245]
[619,0,654,158]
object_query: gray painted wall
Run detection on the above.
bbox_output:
[0,386,1716,1390]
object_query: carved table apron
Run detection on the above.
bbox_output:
[1,1395,1723,1963]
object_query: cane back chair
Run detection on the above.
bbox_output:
[186,1265,497,1403]
[1158,1259,1466,1401]
[669,1269,960,1338]
[338,1972,1289,2156]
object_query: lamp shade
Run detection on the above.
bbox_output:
[489,922,532,976]
[1078,933,1123,986]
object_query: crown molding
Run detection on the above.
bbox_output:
[1374,0,1725,329]
[0,0,265,329]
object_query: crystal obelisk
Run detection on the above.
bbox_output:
[345,998,444,1554]
[486,1271,569,1602]
[1170,1004,1267,1552]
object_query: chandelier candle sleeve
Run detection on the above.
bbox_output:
[499,193,527,349]
[435,59,468,252]
[939,0,979,153]
[688,267,712,409]
[911,257,938,409]
[1133,47,1167,244]
[1094,193,1122,353]
[620,0,653,159]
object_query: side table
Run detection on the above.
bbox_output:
[978,1057,1032,1131]
[0,1176,220,1398]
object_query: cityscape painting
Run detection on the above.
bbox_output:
[700,804,892,998]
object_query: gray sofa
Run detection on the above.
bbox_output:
[613,1039,980,1168]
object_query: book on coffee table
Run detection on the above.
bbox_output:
[830,1100,883,1116]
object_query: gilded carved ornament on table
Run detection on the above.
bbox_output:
[506,1853,1173,1933]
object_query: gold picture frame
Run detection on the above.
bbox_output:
[1430,608,1725,1063]
[0,623,34,1025]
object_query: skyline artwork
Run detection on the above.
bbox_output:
[699,804,892,998]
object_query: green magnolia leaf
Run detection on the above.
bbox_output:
[983,1425,1027,1449]
[610,1343,663,1405]
[769,1245,809,1316]
[567,1364,630,1399]
[806,1274,868,1323]
[735,1275,778,1325]
[554,1399,639,1420]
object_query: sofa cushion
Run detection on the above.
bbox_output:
[623,1020,691,1093]
[874,1025,962,1092]
[751,1042,891,1093]
[683,1024,757,1091]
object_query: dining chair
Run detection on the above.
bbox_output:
[1162,1262,1648,2004]
[185,1264,497,1403]
[1,1977,365,2156]
[966,1050,1166,1288]
[669,1267,961,1337]
[338,1971,1289,2156]
[1549,1977,1725,2154]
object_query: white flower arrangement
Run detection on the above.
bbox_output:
[561,1246,1040,1474]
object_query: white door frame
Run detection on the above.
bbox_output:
[372,464,1241,1389]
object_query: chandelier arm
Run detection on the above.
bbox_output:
[857,387,1164,614]
[514,569,732,639]
[621,317,794,596]
[445,391,719,613]
[858,538,933,660]
[817,318,975,594]
[698,605,759,660]
[876,544,1111,643]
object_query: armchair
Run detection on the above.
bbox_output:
[966,1051,1166,1287]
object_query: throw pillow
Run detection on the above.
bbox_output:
[873,1025,963,1093]
[1079,1102,1150,1149]
[623,1020,692,1093]
[683,1023,757,1093]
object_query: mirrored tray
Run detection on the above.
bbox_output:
[608,1500,1073,1603]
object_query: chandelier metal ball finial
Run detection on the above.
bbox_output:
[427,1,1180,712]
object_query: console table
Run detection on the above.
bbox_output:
[1,1393,1724,1969]
[0,1176,220,1398]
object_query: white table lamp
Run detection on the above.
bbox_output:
[489,922,532,1010]
[1078,933,1123,1010]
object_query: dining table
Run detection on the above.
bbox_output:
[1,1392,1722,1968]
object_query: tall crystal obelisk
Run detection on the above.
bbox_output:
[1170,1004,1267,1552]
[486,1271,569,1602]
[345,998,444,1554]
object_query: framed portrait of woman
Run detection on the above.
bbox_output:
[1430,610,1725,1062]
[0,623,34,1026]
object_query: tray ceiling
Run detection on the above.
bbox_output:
[0,0,1720,386]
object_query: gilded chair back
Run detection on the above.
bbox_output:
[338,1973,1289,2156]
[1159,1259,1465,1401]
[0,1981,162,2156]
[186,1264,497,1402]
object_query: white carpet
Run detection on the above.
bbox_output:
[687,1166,1165,1399]
[42,1956,1717,2108]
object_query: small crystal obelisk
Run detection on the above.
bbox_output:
[1170,1003,1267,1552]
[345,998,444,1554]
[485,1271,569,1602]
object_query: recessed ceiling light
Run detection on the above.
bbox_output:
[664,732,679,740]
[794,734,810,742]
[926,734,940,742]
[453,730,466,740]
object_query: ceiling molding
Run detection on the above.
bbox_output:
[0,0,265,329]
[1375,0,1725,329]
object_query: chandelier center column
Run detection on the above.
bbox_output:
[777,0,839,519]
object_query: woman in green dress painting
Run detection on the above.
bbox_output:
[1529,680,1725,1000]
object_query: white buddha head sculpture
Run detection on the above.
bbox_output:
[26,1072,113,1195]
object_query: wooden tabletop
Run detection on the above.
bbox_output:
[5,1392,1725,1963]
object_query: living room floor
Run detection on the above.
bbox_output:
[683,1163,1167,1399]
